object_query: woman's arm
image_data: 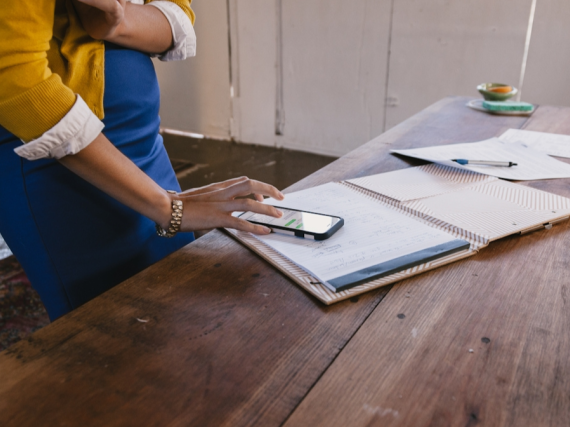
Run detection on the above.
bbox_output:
[2,1,277,234]
[0,1,77,142]
[64,1,285,233]
[73,0,174,54]
[59,133,285,235]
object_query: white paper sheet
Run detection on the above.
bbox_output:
[254,183,459,287]
[391,138,570,180]
[346,164,496,202]
[499,128,570,159]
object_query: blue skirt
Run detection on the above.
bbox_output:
[0,43,194,320]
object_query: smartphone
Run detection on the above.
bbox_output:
[239,207,344,240]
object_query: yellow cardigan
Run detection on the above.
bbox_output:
[0,0,195,142]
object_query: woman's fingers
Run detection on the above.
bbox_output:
[74,0,126,40]
[192,178,283,202]
[180,178,284,204]
[227,217,272,235]
[225,179,285,201]
[179,176,248,197]
[175,178,285,234]
[224,198,283,218]
[180,201,273,235]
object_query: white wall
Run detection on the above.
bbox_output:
[156,0,569,156]
[223,0,392,156]
[279,0,392,155]
[226,0,277,145]
[154,0,232,139]
[522,0,570,106]
[385,0,533,129]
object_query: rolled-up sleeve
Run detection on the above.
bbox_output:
[0,0,103,159]
[147,0,196,61]
[0,1,77,142]
[14,95,104,160]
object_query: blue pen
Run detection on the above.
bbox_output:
[453,159,518,167]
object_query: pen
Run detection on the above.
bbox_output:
[452,159,518,167]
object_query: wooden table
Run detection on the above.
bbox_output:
[1,97,569,427]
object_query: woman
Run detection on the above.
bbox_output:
[0,0,283,320]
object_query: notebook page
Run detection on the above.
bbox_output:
[254,182,461,285]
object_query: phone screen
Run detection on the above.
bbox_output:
[240,208,340,233]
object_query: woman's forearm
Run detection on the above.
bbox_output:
[58,133,286,235]
[109,3,173,53]
[74,1,173,54]
[59,132,173,229]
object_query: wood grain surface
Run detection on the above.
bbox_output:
[1,97,565,427]
[283,102,570,427]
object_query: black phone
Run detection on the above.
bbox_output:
[238,206,344,240]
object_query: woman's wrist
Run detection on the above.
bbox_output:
[156,190,178,231]
[59,133,180,233]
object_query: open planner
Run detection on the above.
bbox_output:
[226,164,570,304]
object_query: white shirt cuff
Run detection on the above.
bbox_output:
[14,95,104,161]
[147,1,197,61]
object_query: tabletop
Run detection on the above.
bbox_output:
[1,97,569,427]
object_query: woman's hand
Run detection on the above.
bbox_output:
[168,177,286,235]
[59,134,283,237]
[74,0,127,41]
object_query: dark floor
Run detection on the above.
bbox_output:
[163,134,337,192]
[0,137,337,350]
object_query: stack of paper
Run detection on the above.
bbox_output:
[228,164,570,304]
[391,137,570,180]
[498,128,570,159]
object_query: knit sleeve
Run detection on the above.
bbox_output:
[0,1,78,142]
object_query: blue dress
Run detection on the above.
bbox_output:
[0,43,194,320]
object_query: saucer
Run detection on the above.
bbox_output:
[466,99,535,116]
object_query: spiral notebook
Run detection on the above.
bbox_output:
[226,164,570,305]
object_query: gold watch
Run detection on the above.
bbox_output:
[155,190,183,238]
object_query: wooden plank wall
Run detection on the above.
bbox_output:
[278,0,392,156]
[226,0,278,145]
[153,0,232,139]
[155,0,568,156]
